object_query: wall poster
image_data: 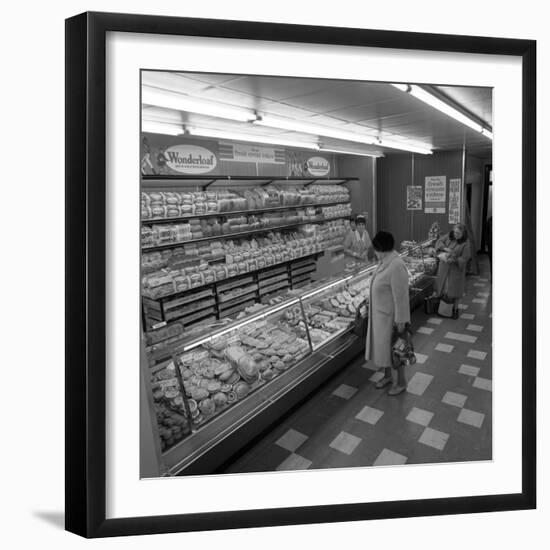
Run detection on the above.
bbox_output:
[406,185,423,210]
[424,175,447,213]
[448,178,462,224]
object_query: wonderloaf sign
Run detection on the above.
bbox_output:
[164,144,217,174]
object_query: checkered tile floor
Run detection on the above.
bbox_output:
[223,258,492,473]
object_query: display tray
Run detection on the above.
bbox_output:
[140,200,351,224]
[163,289,215,310]
[258,273,289,288]
[217,275,255,293]
[166,331,361,475]
[164,298,217,322]
[259,280,290,296]
[291,264,317,276]
[257,265,288,280]
[142,216,348,251]
[144,251,322,302]
[177,307,217,327]
[218,289,259,309]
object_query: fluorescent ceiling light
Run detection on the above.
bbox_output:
[142,120,183,136]
[392,83,493,140]
[376,139,433,155]
[256,114,432,155]
[319,146,384,158]
[187,127,320,150]
[142,86,256,122]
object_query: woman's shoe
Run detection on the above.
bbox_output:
[375,376,392,389]
[452,308,459,319]
[388,384,406,396]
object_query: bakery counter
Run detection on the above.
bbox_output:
[165,331,362,476]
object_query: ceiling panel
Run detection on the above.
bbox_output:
[219,75,344,101]
[142,73,493,154]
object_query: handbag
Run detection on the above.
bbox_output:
[424,296,440,314]
[391,325,416,369]
[437,295,454,318]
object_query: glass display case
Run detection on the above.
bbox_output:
[142,239,435,474]
[148,298,313,454]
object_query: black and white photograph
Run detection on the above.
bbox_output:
[140,71,494,478]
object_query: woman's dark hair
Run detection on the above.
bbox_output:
[372,231,395,252]
[355,215,366,226]
[450,223,468,244]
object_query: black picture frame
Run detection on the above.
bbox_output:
[65,11,536,538]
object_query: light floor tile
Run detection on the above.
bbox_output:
[275,429,309,452]
[417,326,434,335]
[356,406,384,425]
[458,304,468,310]
[329,431,362,455]
[457,408,485,428]
[445,331,477,344]
[369,371,385,383]
[442,391,468,408]
[473,377,492,392]
[373,448,408,466]
[332,384,358,400]
[414,353,428,364]
[427,318,443,325]
[461,313,475,320]
[407,372,434,396]
[459,364,480,377]
[466,324,484,332]
[406,407,434,427]
[276,453,312,471]
[419,427,449,451]
[435,343,454,353]
[467,350,487,361]
[472,298,487,304]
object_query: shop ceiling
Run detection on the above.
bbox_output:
[142,71,493,158]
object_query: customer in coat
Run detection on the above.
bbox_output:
[434,223,471,318]
[364,231,411,396]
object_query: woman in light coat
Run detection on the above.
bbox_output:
[365,231,411,396]
[434,223,471,318]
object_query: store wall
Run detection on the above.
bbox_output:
[377,150,463,245]
[337,155,375,236]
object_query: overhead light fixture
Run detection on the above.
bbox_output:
[142,120,183,136]
[319,146,384,158]
[142,86,256,122]
[376,138,433,156]
[392,83,493,140]
[255,114,432,155]
[186,127,320,150]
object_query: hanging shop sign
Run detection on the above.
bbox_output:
[162,144,217,174]
[448,178,462,224]
[218,142,286,164]
[406,186,423,210]
[424,175,446,213]
[305,156,331,176]
[141,133,220,175]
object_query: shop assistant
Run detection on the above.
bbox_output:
[343,215,373,261]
